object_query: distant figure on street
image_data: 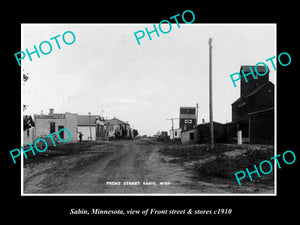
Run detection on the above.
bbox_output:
[79,133,83,142]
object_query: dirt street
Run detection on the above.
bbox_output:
[23,140,274,194]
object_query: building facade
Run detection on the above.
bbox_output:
[23,127,35,146]
[181,128,199,144]
[78,115,105,141]
[179,107,197,132]
[23,115,35,146]
[197,122,225,143]
[228,65,274,144]
[181,122,224,144]
[33,108,78,144]
[248,108,274,144]
[169,128,182,140]
[180,65,274,145]
[105,117,131,140]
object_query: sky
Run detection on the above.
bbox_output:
[22,24,276,136]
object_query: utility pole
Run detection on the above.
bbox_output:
[166,118,179,140]
[208,38,214,150]
[196,103,199,126]
[88,112,92,141]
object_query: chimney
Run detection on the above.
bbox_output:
[49,108,54,116]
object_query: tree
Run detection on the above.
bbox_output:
[133,129,138,138]
[23,70,29,111]
[23,71,29,82]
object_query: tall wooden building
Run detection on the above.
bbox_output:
[226,65,274,144]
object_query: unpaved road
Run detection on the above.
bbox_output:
[23,140,273,194]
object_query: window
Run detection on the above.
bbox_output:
[27,129,30,137]
[175,131,177,136]
[58,125,64,139]
[190,132,194,140]
[50,122,55,133]
[184,119,192,124]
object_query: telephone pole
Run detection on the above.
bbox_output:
[166,118,179,140]
[196,103,199,126]
[208,38,214,150]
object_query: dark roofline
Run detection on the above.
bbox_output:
[231,97,242,105]
[240,65,269,73]
[34,114,66,119]
[180,106,196,109]
[181,128,197,133]
[78,115,101,126]
[248,107,274,116]
[105,117,129,125]
[196,121,224,128]
[232,81,274,105]
[224,119,245,125]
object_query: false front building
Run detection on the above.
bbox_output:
[33,108,78,144]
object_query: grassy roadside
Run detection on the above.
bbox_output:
[23,141,105,165]
[159,143,275,186]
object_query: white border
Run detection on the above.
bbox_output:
[21,23,277,196]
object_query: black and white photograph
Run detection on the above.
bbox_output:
[5,3,300,221]
[21,23,276,195]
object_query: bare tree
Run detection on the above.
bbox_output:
[23,70,29,112]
